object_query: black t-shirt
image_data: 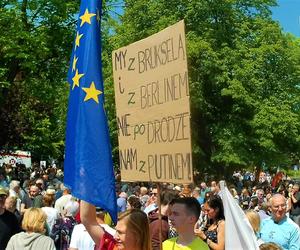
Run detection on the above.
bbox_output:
[0,210,21,250]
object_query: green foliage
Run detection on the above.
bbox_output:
[286,169,300,179]
[0,0,79,162]
[1,0,300,176]
[108,0,300,177]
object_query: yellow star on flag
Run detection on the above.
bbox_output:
[75,32,83,50]
[72,56,78,71]
[82,82,102,103]
[80,9,96,27]
[72,69,84,89]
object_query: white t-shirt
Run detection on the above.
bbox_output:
[41,206,60,232]
[69,224,95,250]
[54,194,72,215]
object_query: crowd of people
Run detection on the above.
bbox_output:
[0,163,299,250]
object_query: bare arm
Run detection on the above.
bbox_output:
[20,203,26,214]
[80,200,105,246]
[291,192,299,204]
[194,223,207,241]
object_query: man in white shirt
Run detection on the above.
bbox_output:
[54,184,72,216]
[69,223,95,250]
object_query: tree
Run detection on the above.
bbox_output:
[0,0,128,164]
[107,0,300,177]
[1,0,299,176]
[0,0,79,161]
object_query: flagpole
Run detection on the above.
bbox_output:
[157,182,163,250]
[64,0,117,223]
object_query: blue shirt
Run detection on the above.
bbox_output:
[0,180,9,188]
[200,188,209,199]
[117,197,127,213]
[260,216,300,250]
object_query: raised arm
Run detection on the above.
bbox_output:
[80,200,105,246]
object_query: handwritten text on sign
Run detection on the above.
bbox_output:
[113,20,193,184]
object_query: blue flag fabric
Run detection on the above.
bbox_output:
[64,0,117,223]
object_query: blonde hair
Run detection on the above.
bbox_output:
[119,209,151,250]
[22,208,47,233]
[140,187,148,195]
[245,210,260,233]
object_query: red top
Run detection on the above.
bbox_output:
[98,231,117,250]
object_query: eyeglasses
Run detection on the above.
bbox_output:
[150,193,158,196]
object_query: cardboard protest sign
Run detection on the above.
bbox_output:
[113,20,193,184]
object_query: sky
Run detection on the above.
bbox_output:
[111,1,300,37]
[272,0,300,37]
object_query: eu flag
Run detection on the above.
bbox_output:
[64,0,117,223]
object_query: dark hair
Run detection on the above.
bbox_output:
[207,195,225,221]
[0,169,6,176]
[250,196,258,206]
[160,190,179,206]
[170,197,200,219]
[127,195,142,209]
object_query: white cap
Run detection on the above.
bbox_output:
[144,203,158,215]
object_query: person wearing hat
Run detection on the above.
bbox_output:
[0,187,21,250]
